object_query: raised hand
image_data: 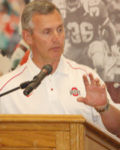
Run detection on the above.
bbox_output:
[77,73,108,108]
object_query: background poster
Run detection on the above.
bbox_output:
[51,0,120,82]
[0,0,26,74]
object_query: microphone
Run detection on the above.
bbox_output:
[23,64,53,96]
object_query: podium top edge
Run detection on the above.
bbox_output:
[0,114,86,122]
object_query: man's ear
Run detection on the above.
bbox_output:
[22,30,32,45]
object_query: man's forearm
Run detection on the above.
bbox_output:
[100,104,120,137]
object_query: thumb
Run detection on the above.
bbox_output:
[77,97,86,103]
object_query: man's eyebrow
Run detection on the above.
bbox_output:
[57,24,64,28]
[44,24,64,30]
[59,24,64,27]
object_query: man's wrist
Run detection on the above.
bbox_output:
[95,100,110,113]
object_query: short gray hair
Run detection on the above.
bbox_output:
[21,0,61,33]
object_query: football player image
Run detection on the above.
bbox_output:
[59,0,119,80]
[51,0,67,18]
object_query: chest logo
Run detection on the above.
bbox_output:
[70,87,80,96]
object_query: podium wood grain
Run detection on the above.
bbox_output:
[0,115,119,150]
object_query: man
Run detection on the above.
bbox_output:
[0,0,120,138]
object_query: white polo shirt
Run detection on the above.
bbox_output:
[0,55,119,129]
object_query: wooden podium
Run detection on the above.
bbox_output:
[0,115,119,150]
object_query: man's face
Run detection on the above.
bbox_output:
[23,10,65,64]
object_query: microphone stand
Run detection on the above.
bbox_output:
[0,81,33,97]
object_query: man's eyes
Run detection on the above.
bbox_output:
[43,29,51,34]
[42,26,64,35]
[57,27,63,33]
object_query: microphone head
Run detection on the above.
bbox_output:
[23,64,53,96]
[42,64,53,75]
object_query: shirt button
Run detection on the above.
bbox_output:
[51,88,53,91]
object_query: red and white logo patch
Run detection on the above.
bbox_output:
[70,87,80,96]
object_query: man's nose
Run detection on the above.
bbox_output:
[52,31,59,42]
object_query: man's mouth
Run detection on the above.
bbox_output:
[51,46,61,51]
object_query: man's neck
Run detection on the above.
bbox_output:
[32,56,61,73]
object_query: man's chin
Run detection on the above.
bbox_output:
[50,53,62,61]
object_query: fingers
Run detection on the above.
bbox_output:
[89,73,100,86]
[83,73,101,86]
[83,75,89,87]
[95,78,101,86]
[101,84,106,89]
[77,97,87,103]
